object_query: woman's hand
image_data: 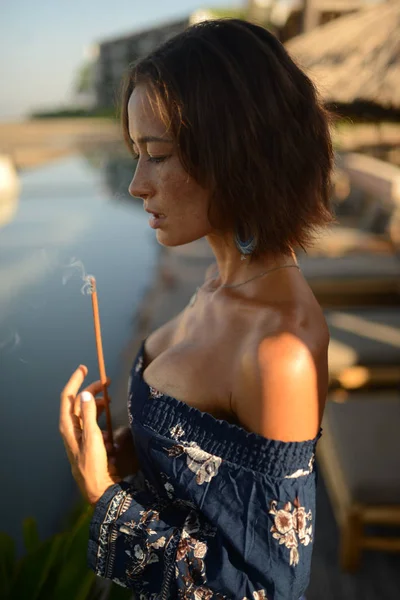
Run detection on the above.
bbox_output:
[59,365,120,506]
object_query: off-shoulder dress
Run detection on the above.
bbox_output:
[88,338,321,600]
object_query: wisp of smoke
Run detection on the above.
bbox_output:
[0,330,21,353]
[0,330,27,363]
[62,257,95,295]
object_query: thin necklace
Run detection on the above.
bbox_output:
[189,264,300,307]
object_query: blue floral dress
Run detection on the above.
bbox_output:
[88,339,321,600]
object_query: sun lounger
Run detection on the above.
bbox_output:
[298,254,400,307]
[317,391,400,570]
[326,307,400,389]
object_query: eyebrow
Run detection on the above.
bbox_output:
[130,135,174,145]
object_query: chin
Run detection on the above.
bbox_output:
[156,230,206,247]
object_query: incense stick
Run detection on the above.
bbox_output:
[89,276,114,447]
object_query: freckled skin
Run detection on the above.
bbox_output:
[128,85,214,249]
[127,83,296,283]
[60,81,329,510]
[127,84,329,443]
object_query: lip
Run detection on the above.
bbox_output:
[145,208,166,217]
[148,214,166,229]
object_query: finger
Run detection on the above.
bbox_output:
[60,365,88,451]
[74,379,111,418]
[81,379,111,420]
[71,372,110,410]
[80,391,102,443]
[85,378,111,398]
[61,365,88,411]
[74,395,105,421]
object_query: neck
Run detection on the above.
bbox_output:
[205,232,296,287]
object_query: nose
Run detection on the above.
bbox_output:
[128,163,153,200]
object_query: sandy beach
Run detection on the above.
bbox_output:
[1,117,400,171]
[0,118,121,170]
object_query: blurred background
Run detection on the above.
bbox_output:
[1,1,399,598]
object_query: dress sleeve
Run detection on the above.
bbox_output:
[87,423,320,600]
[88,478,196,598]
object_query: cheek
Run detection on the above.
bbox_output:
[163,173,190,197]
[159,161,210,224]
[177,185,210,224]
[162,164,190,192]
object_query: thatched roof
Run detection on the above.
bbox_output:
[285,0,400,109]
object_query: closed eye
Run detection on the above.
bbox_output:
[148,155,167,164]
[132,152,168,164]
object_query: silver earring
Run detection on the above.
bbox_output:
[234,227,256,260]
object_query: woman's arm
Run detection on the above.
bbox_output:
[88,428,318,599]
[232,331,327,442]
[60,341,319,599]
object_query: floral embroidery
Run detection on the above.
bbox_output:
[166,424,222,485]
[127,395,133,424]
[171,424,186,439]
[269,497,313,566]
[149,385,164,399]
[242,591,268,600]
[127,374,133,424]
[174,512,225,600]
[135,355,143,374]
[114,500,181,598]
[95,489,130,579]
[112,578,129,589]
[177,529,207,562]
[151,536,166,549]
[184,511,201,535]
[158,472,176,500]
[284,454,315,479]
[167,440,222,485]
[164,481,175,499]
[100,346,318,597]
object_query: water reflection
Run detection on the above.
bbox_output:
[0,154,20,228]
[79,140,137,204]
[0,149,157,550]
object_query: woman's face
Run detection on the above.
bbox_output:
[127,84,213,246]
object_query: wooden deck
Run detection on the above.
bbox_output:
[308,470,400,600]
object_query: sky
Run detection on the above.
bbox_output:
[1,0,240,120]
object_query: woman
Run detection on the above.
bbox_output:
[60,18,333,600]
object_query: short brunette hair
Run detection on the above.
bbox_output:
[121,18,334,259]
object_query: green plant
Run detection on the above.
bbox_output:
[29,108,118,119]
[0,507,97,600]
[0,505,133,600]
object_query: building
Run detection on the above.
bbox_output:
[94,18,188,111]
[93,1,384,110]
[268,0,385,42]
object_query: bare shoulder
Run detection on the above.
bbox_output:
[232,305,329,442]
